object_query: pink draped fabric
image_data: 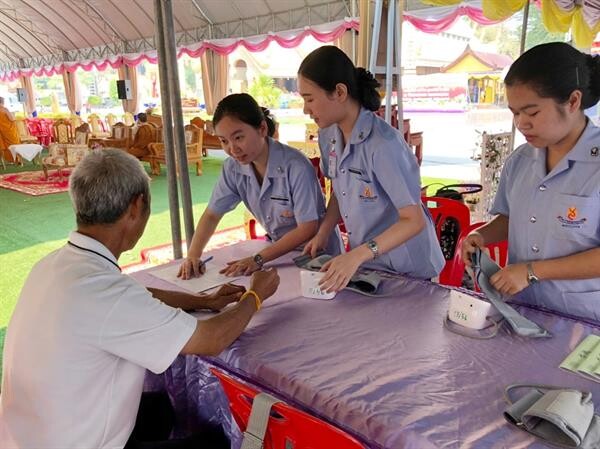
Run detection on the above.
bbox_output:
[405,5,500,33]
[0,19,358,82]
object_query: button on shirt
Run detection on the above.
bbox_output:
[318,108,444,279]
[209,137,341,254]
[491,120,600,322]
[0,232,197,448]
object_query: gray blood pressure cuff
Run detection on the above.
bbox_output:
[293,253,382,296]
[504,384,600,448]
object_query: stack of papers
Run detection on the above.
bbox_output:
[150,263,240,293]
[559,334,600,383]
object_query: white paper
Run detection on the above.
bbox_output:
[149,263,240,293]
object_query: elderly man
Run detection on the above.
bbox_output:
[0,149,280,449]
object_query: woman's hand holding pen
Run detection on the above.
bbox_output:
[177,256,213,279]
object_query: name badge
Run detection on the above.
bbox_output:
[328,138,337,178]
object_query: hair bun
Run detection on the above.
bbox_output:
[260,106,271,118]
[355,67,380,90]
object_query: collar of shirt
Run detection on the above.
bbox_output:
[238,137,287,179]
[520,120,600,181]
[68,231,120,272]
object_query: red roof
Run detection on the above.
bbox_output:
[442,45,513,72]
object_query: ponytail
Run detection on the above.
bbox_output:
[585,54,600,108]
[355,67,381,111]
[299,46,381,110]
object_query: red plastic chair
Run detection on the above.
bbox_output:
[422,196,471,281]
[441,221,509,288]
[210,368,364,449]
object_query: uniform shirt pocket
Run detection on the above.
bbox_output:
[270,194,295,224]
[552,194,599,241]
[350,169,379,206]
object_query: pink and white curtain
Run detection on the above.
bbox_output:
[0,18,359,82]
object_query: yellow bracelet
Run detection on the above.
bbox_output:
[241,290,261,311]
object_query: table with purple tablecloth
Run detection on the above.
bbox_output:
[134,240,600,449]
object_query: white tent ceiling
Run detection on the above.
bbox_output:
[0,0,357,70]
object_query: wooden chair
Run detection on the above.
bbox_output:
[52,119,73,144]
[409,131,423,165]
[88,113,110,138]
[190,117,220,156]
[146,113,163,128]
[122,112,135,127]
[73,123,90,146]
[42,143,90,180]
[105,113,117,131]
[15,118,38,144]
[146,124,203,176]
[89,122,132,150]
[70,114,83,129]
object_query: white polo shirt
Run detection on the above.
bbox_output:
[0,231,197,449]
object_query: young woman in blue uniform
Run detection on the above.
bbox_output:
[178,93,340,279]
[298,46,444,292]
[461,42,600,322]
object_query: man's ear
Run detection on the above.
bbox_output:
[128,193,146,220]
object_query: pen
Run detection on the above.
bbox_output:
[200,256,213,267]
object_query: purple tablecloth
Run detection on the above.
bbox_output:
[136,240,600,449]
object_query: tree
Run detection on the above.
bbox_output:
[470,6,565,60]
[248,75,282,108]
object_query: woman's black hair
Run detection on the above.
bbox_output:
[260,107,278,137]
[298,45,381,111]
[505,42,600,110]
[213,93,265,129]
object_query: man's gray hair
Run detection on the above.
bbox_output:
[69,148,150,226]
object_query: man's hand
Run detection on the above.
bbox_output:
[178,257,206,279]
[249,268,280,303]
[318,252,362,293]
[205,284,246,311]
[461,232,485,267]
[490,263,529,296]
[220,257,260,276]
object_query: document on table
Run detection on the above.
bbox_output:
[149,263,240,293]
[560,334,600,383]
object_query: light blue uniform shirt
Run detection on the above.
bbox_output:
[318,108,444,279]
[491,120,600,321]
[209,137,341,255]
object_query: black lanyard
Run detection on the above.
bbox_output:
[67,241,121,272]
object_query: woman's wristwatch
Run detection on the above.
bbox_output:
[366,240,379,259]
[253,253,264,269]
[526,262,539,284]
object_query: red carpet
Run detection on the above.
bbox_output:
[123,225,250,273]
[0,169,71,196]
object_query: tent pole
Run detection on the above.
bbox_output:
[384,0,395,123]
[161,0,195,248]
[511,0,531,150]
[154,0,183,259]
[396,0,404,127]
